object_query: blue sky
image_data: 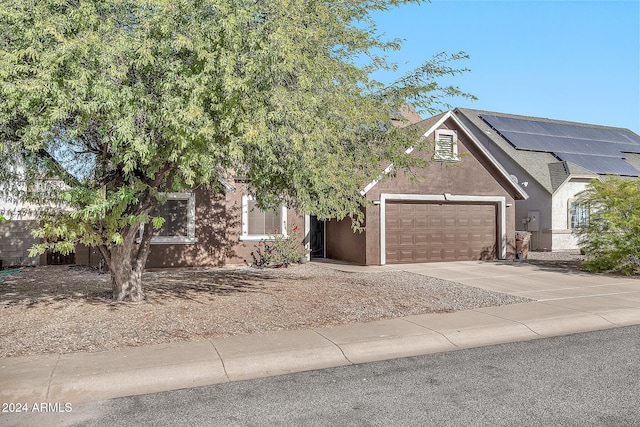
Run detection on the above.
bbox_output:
[369,0,640,134]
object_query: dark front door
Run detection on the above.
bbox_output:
[310,216,325,258]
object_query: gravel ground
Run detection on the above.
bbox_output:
[0,260,544,359]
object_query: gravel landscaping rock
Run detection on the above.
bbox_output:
[0,262,532,358]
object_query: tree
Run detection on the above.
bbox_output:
[573,177,640,275]
[0,0,475,301]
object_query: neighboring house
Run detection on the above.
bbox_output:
[313,110,528,266]
[0,203,41,268]
[0,163,51,267]
[453,108,640,252]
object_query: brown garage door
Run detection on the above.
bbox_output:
[385,202,497,264]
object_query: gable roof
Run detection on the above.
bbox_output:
[547,161,594,192]
[362,110,528,200]
[454,108,640,193]
[391,105,425,127]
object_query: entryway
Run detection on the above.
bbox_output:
[310,216,325,259]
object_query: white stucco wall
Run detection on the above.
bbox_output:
[514,181,552,251]
[550,177,592,251]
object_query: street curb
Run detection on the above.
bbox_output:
[2,303,639,407]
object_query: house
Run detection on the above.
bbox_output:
[1,108,532,269]
[0,164,46,267]
[1,177,304,269]
[313,110,529,266]
[453,108,640,252]
[71,183,306,269]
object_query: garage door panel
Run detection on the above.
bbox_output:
[385,202,497,264]
[457,217,471,227]
[427,232,443,244]
[414,217,429,229]
[443,232,457,244]
[457,233,471,244]
[468,232,485,243]
[399,234,415,246]
[428,217,443,228]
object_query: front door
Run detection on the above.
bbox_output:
[310,216,325,258]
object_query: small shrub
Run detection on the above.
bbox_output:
[573,177,640,275]
[270,225,308,266]
[250,225,308,268]
[250,240,275,268]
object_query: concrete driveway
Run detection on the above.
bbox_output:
[319,258,640,302]
[393,261,640,301]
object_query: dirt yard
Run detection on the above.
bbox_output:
[3,251,590,359]
[0,259,547,358]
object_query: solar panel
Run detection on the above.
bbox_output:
[479,114,640,176]
[554,153,640,176]
[497,132,634,157]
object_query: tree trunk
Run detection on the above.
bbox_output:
[109,244,145,302]
[102,222,154,302]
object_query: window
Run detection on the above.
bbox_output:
[149,192,196,244]
[568,199,589,229]
[241,195,287,240]
[434,129,459,161]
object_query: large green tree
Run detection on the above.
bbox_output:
[573,177,640,275]
[0,0,474,301]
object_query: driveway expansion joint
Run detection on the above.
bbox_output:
[468,309,546,339]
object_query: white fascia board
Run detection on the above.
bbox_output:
[361,112,454,196]
[303,214,311,262]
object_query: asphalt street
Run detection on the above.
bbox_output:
[5,325,639,427]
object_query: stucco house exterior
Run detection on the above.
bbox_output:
[70,183,306,269]
[315,110,528,265]
[0,164,47,267]
[453,108,640,252]
[2,108,533,269]
[1,178,305,269]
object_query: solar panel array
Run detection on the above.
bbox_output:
[479,114,640,176]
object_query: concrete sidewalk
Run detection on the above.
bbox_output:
[2,261,639,407]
